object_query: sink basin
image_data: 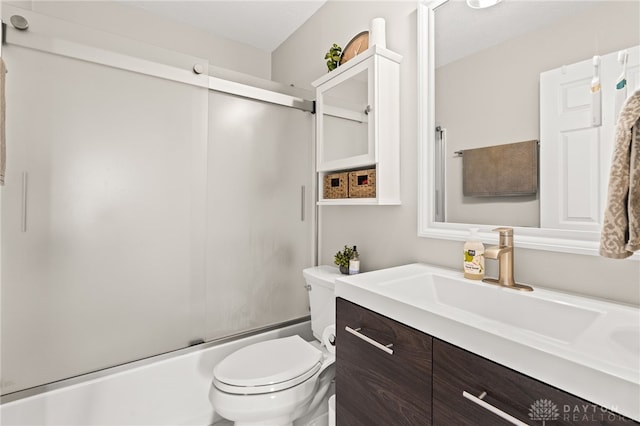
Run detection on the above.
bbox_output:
[430,275,603,343]
[609,326,640,356]
[378,272,603,344]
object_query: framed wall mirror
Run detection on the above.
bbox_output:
[418,0,640,256]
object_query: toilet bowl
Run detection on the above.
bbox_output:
[209,266,340,426]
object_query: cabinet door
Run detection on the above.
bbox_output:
[433,339,637,425]
[336,298,431,425]
[317,60,374,172]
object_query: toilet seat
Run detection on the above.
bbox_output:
[213,335,323,395]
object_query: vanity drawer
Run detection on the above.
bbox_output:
[336,298,432,425]
[433,339,637,425]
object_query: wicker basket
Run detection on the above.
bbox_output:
[348,168,376,198]
[323,172,348,199]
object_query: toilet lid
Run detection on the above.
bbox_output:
[213,335,323,395]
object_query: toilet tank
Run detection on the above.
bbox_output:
[303,266,341,341]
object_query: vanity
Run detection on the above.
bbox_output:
[334,264,640,425]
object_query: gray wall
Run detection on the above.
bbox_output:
[272,1,640,306]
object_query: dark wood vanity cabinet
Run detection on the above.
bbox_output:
[336,298,432,425]
[432,339,637,425]
[336,298,639,426]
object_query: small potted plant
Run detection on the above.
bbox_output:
[324,43,342,72]
[334,245,354,274]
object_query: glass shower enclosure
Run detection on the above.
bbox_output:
[0,8,314,396]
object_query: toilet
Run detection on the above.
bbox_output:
[210,265,341,426]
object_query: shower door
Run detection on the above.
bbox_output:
[205,91,314,341]
[1,35,209,394]
[1,8,314,396]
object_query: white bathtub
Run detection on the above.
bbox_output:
[0,321,313,426]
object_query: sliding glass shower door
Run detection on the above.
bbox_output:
[1,42,210,394]
[1,19,313,395]
[205,91,313,340]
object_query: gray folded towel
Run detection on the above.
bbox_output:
[462,140,538,197]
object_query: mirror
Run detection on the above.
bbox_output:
[418,0,640,254]
[321,69,369,164]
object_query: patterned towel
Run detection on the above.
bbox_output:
[600,89,640,258]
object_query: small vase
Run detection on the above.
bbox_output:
[339,265,349,275]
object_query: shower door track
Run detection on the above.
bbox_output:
[1,16,314,113]
[208,77,314,112]
[0,316,311,404]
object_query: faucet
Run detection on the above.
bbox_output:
[483,227,533,292]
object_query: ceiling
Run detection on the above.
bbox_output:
[435,0,603,67]
[120,0,608,59]
[121,0,326,52]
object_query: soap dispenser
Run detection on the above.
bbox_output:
[463,228,484,280]
[349,246,360,275]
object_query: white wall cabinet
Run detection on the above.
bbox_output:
[313,46,402,205]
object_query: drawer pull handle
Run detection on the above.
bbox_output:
[462,391,528,426]
[345,326,394,355]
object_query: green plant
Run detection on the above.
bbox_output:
[334,245,354,268]
[324,43,342,72]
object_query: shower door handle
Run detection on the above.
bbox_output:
[21,171,28,232]
[300,185,306,221]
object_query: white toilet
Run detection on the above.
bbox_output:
[210,265,341,426]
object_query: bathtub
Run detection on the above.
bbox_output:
[0,321,313,426]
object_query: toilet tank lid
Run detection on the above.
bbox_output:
[303,265,341,289]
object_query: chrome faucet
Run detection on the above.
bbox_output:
[483,227,533,292]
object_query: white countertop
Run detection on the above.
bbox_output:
[335,263,640,421]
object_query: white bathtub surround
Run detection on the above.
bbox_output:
[0,322,312,426]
